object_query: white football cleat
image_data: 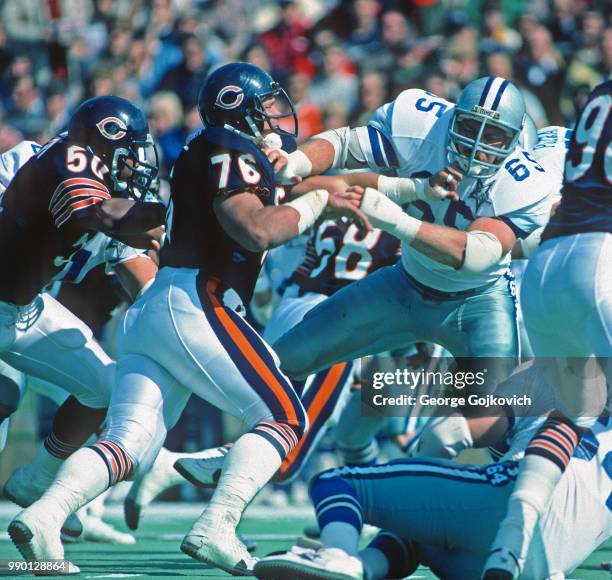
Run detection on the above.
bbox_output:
[4,465,82,540]
[8,508,65,563]
[481,547,521,580]
[173,445,230,489]
[181,513,258,576]
[80,514,136,545]
[254,547,364,580]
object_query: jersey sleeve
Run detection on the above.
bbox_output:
[49,149,111,229]
[206,138,274,200]
[498,196,552,239]
[0,140,40,195]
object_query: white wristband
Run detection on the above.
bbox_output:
[377,175,417,204]
[361,187,422,243]
[276,149,313,184]
[285,189,329,234]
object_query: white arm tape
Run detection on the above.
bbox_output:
[275,149,313,184]
[315,126,351,168]
[377,175,418,204]
[361,187,421,243]
[460,230,503,273]
[518,227,543,258]
[377,175,453,204]
[285,189,329,234]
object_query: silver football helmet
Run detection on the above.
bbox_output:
[447,76,526,178]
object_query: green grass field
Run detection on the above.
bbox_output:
[0,501,609,579]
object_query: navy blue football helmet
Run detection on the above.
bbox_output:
[198,62,298,141]
[68,96,159,197]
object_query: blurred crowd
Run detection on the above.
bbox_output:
[0,0,610,181]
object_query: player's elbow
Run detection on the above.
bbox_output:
[243,227,273,252]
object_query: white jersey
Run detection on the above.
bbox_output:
[359,89,556,292]
[530,125,572,204]
[0,140,146,288]
[0,140,41,197]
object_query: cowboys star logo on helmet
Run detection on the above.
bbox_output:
[96,117,128,140]
[215,86,245,110]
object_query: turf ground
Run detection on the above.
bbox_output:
[0,501,609,579]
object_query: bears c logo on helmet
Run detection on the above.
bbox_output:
[215,85,244,110]
[96,116,128,140]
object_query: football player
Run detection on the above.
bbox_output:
[122,173,400,529]
[266,77,559,458]
[482,80,611,579]
[9,63,369,575]
[0,134,159,546]
[254,362,610,580]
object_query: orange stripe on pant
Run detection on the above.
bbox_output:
[278,362,348,476]
[206,279,299,426]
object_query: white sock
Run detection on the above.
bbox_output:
[491,454,561,561]
[192,433,282,530]
[28,448,110,527]
[321,522,360,556]
[359,547,389,580]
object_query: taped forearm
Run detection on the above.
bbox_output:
[284,189,329,234]
[360,187,422,242]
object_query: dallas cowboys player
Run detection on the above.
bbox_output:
[9,63,369,575]
[269,77,557,457]
[254,365,610,580]
[483,79,611,580]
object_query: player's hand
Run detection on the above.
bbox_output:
[265,148,303,184]
[341,185,365,205]
[325,191,372,232]
[425,166,463,201]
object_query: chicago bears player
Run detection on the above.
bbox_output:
[0,134,158,547]
[0,96,161,517]
[268,77,558,458]
[172,172,401,489]
[483,80,611,580]
[120,174,399,528]
[10,63,369,575]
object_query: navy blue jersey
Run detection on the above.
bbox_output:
[542,80,611,241]
[0,135,113,305]
[160,127,280,303]
[288,219,400,296]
